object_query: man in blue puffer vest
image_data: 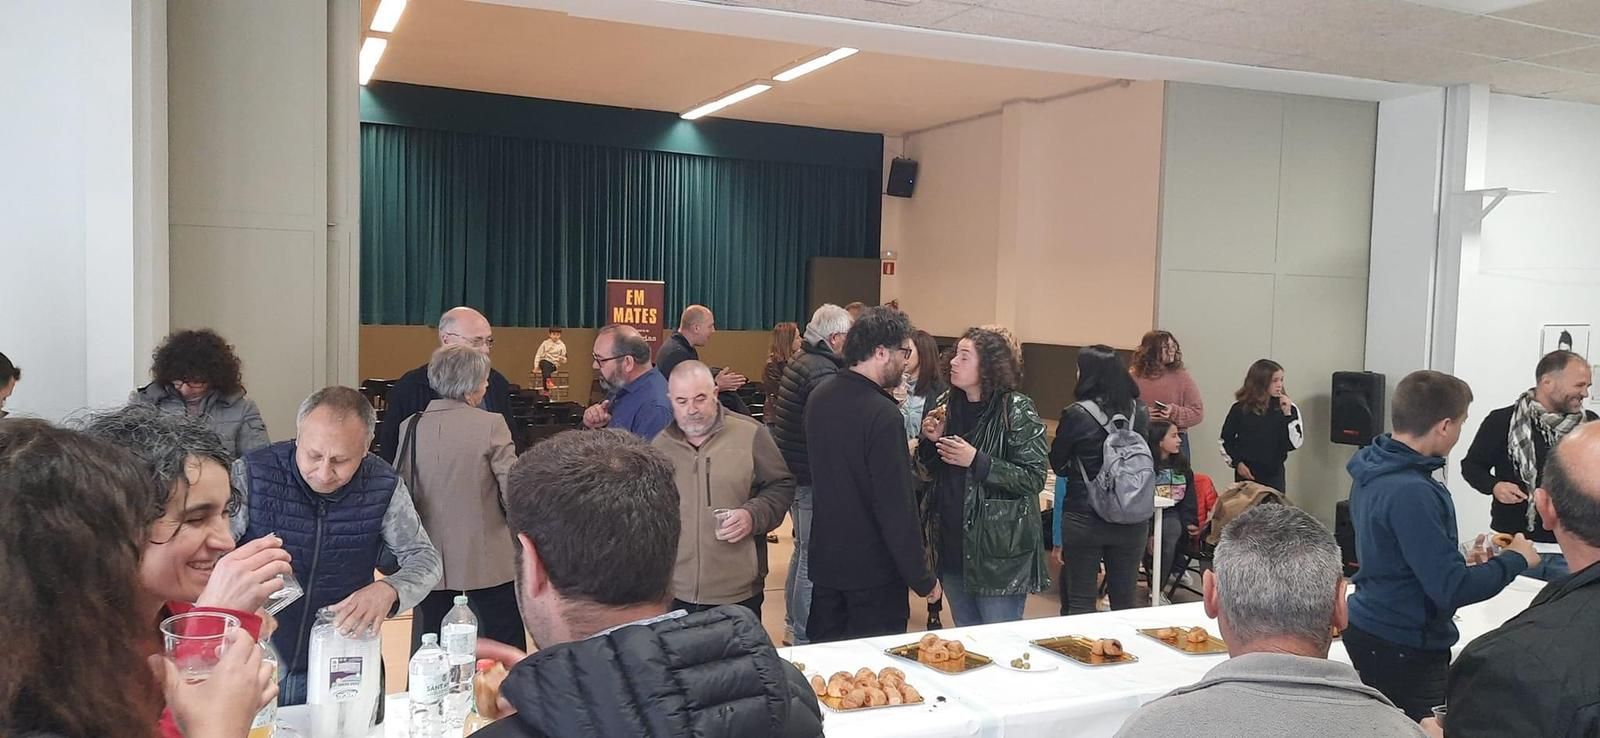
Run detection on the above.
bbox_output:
[231,386,442,705]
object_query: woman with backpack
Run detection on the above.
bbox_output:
[1050,345,1151,615]
[916,327,1049,625]
[1219,359,1304,495]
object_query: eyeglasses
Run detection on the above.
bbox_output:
[593,354,628,365]
[445,332,495,349]
[896,347,914,359]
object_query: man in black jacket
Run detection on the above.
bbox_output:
[378,307,524,461]
[769,303,851,645]
[655,304,751,416]
[1434,422,1600,737]
[1461,350,1594,580]
[478,429,822,738]
[804,306,939,642]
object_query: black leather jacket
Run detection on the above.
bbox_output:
[768,340,844,486]
[478,606,824,738]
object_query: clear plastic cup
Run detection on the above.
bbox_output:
[264,571,304,616]
[161,611,240,683]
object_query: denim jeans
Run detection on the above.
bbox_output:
[784,485,815,644]
[1524,551,1570,582]
[939,567,1027,626]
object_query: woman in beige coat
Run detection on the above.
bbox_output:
[397,344,523,651]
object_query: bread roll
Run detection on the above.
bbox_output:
[1186,627,1210,644]
[885,686,904,705]
[826,678,849,699]
[880,667,905,682]
[1102,639,1124,657]
[842,688,868,709]
[1492,532,1515,548]
[925,646,951,663]
[810,675,826,697]
[473,660,509,720]
[1154,627,1177,640]
[1089,639,1105,657]
[900,684,923,703]
[829,671,851,683]
[866,687,888,707]
[946,640,967,658]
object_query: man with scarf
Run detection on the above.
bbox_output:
[1463,350,1595,580]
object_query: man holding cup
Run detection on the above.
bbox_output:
[653,361,795,617]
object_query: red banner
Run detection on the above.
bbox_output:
[605,279,666,359]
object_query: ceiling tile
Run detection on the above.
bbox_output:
[1492,0,1600,37]
[1291,34,1502,80]
[930,7,1143,47]
[741,0,974,25]
[1157,10,1334,53]
[1399,15,1597,59]
[1547,84,1600,104]
[1231,0,1469,34]
[1470,59,1600,94]
[1106,33,1287,65]
[1262,53,1392,80]
[1532,43,1600,73]
[984,0,1215,33]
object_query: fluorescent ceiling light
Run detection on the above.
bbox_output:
[774,47,859,82]
[358,37,388,86]
[370,0,408,33]
[681,83,772,121]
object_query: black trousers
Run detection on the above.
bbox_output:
[672,591,764,620]
[1059,510,1147,615]
[807,582,910,643]
[411,581,527,654]
[538,360,557,385]
[1342,624,1450,722]
[1234,464,1287,496]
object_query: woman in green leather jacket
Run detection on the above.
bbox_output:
[916,327,1049,625]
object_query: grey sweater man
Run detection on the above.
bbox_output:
[1115,652,1427,738]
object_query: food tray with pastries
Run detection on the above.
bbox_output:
[1029,635,1139,666]
[810,666,928,712]
[886,634,992,674]
[1137,626,1228,655]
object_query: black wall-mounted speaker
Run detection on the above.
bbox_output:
[1331,371,1386,446]
[886,157,919,198]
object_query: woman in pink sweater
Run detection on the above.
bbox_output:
[1130,330,1204,457]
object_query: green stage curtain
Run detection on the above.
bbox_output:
[360,123,880,330]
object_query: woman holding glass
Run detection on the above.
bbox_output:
[2,419,274,738]
[916,327,1049,625]
[397,344,524,651]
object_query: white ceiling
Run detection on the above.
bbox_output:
[693,0,1600,103]
[364,0,1111,135]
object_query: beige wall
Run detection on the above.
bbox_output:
[1158,83,1377,526]
[360,325,775,402]
[883,81,1163,348]
[167,0,360,439]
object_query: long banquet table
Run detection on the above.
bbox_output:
[282,576,1543,737]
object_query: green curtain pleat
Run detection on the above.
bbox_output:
[360,122,879,330]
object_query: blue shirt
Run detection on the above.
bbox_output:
[608,367,672,440]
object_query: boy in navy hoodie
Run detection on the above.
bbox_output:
[1344,370,1539,721]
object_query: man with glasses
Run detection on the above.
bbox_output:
[379,306,524,462]
[581,324,673,440]
[804,307,939,641]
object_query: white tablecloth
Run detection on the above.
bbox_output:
[279,577,1544,738]
[787,576,1544,738]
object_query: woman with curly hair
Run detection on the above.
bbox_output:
[915,326,1049,625]
[132,328,270,455]
[1130,330,1203,457]
[1,420,273,738]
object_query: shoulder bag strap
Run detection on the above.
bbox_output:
[400,411,425,500]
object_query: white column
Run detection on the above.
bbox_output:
[0,0,166,420]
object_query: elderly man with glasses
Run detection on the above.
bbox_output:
[379,306,526,462]
[581,324,673,440]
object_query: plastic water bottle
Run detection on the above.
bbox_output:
[307,607,382,738]
[441,595,479,730]
[409,633,450,738]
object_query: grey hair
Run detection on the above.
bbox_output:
[295,386,377,441]
[75,403,240,526]
[804,304,852,345]
[427,344,491,401]
[1213,504,1343,649]
[598,324,651,364]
